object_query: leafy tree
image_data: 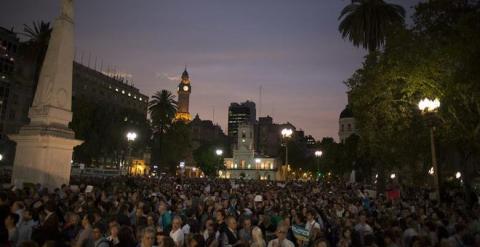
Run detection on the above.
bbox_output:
[193,143,220,176]
[344,0,480,194]
[159,121,192,172]
[338,0,405,52]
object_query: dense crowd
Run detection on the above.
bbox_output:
[0,175,478,247]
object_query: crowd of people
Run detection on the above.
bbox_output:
[0,174,478,247]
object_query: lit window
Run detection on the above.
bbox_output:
[128,93,131,96]
[115,88,119,92]
[139,97,143,101]
[122,90,125,94]
[247,164,251,169]
[270,163,274,169]
[134,96,137,99]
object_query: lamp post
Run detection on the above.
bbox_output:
[215,149,223,178]
[281,128,293,180]
[314,150,322,179]
[126,131,137,175]
[418,98,441,200]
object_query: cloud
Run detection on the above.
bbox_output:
[101,71,133,79]
[155,72,180,82]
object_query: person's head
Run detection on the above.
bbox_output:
[172,216,182,231]
[82,213,95,228]
[215,210,225,223]
[142,227,156,247]
[252,226,264,242]
[306,209,316,221]
[17,240,39,247]
[11,201,25,213]
[159,236,176,247]
[69,213,80,225]
[147,215,155,226]
[158,201,168,213]
[189,234,205,247]
[205,218,216,234]
[109,222,120,236]
[226,216,237,230]
[44,201,56,214]
[243,218,252,228]
[5,213,19,228]
[22,208,33,221]
[313,238,328,247]
[275,225,288,241]
[0,192,7,205]
[118,226,136,245]
[92,224,106,241]
[358,214,367,224]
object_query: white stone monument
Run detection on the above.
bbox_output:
[9,0,82,190]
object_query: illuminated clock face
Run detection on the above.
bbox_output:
[183,86,189,91]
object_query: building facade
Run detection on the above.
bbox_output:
[339,104,357,142]
[190,114,228,148]
[228,101,256,142]
[73,62,148,115]
[0,27,26,135]
[175,68,192,122]
[223,123,278,180]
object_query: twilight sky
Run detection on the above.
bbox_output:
[1,0,419,141]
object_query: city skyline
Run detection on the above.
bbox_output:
[1,0,419,140]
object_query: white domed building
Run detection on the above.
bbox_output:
[338,105,357,143]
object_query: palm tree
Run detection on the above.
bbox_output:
[22,21,52,90]
[23,21,52,45]
[148,90,177,166]
[338,0,405,52]
[148,90,178,135]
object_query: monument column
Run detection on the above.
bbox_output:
[9,0,82,190]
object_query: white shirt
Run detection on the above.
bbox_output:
[305,220,320,232]
[170,228,185,247]
[267,238,295,247]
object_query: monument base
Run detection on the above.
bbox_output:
[9,125,82,190]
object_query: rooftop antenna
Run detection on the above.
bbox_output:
[94,56,97,70]
[259,85,263,117]
[100,59,103,72]
[212,106,215,124]
[87,51,91,68]
[80,50,84,65]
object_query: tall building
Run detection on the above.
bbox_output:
[256,116,281,157]
[339,104,357,142]
[223,123,277,180]
[228,101,256,140]
[175,68,192,122]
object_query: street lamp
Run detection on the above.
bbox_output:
[314,150,322,179]
[390,173,396,179]
[281,128,293,180]
[418,98,441,200]
[126,131,137,175]
[215,149,223,177]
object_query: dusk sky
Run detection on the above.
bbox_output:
[1,0,419,141]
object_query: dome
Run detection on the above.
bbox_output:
[339,105,353,119]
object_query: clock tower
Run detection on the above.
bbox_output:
[175,68,192,122]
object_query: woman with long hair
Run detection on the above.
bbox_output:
[251,226,266,247]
